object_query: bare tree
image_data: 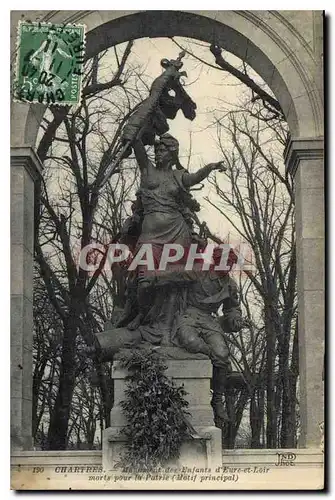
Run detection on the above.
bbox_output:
[203,102,298,448]
[172,37,285,122]
[33,42,145,449]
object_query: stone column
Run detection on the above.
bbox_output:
[285,137,324,448]
[11,147,42,450]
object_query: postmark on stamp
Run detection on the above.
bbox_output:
[13,21,86,105]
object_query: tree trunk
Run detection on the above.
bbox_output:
[32,359,48,440]
[281,321,299,447]
[250,387,264,448]
[46,314,77,450]
[223,387,249,449]
[223,387,236,449]
[265,306,277,448]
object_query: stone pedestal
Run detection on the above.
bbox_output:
[103,353,222,471]
[11,147,42,450]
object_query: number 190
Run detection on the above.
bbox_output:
[32,467,44,473]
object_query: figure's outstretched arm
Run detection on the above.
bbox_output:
[30,41,47,60]
[220,278,243,332]
[139,268,198,286]
[182,161,226,188]
[57,47,72,59]
[133,140,151,173]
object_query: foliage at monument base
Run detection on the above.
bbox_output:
[115,349,191,471]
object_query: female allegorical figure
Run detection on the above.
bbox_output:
[133,132,225,259]
[123,131,226,344]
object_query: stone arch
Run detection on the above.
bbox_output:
[11,10,323,148]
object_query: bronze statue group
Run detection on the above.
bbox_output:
[87,53,245,428]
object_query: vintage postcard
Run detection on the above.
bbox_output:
[10,9,325,490]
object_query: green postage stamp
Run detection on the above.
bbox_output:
[14,21,86,105]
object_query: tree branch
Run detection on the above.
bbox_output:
[210,44,283,115]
